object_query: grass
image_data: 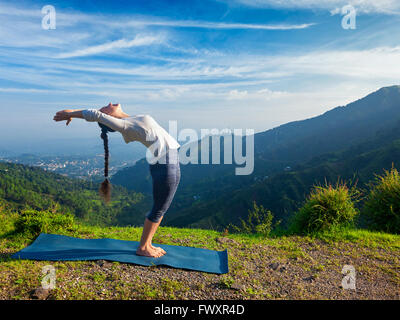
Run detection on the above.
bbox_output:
[363,167,400,234]
[0,210,399,300]
[314,228,400,249]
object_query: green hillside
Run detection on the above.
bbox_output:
[0,162,151,227]
[1,161,399,300]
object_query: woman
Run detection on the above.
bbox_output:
[53,103,181,258]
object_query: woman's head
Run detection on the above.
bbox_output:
[99,102,127,119]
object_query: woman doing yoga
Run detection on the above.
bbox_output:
[53,103,181,258]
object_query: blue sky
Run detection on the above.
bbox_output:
[0,0,400,152]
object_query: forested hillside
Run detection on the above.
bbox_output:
[0,162,151,226]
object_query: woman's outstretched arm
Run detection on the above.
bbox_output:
[80,109,127,133]
[53,109,83,125]
[53,108,127,133]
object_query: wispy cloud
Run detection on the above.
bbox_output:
[1,1,399,137]
[0,87,52,93]
[55,35,165,58]
[2,45,399,101]
[123,19,315,30]
[0,1,315,57]
[224,0,400,15]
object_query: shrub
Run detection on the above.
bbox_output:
[290,182,358,234]
[230,201,275,237]
[363,167,400,234]
[14,209,76,238]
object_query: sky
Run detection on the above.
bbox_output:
[0,0,400,153]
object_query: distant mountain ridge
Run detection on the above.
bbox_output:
[254,85,400,161]
[167,122,400,229]
[111,85,400,229]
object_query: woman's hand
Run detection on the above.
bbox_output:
[53,109,75,125]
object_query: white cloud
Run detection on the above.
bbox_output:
[227,89,248,99]
[0,1,315,59]
[226,0,400,15]
[0,87,51,93]
[55,35,164,58]
[227,88,289,101]
[0,2,399,135]
[276,46,400,79]
[2,45,399,97]
[124,19,315,30]
[330,7,341,15]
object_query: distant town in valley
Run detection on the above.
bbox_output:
[0,153,137,180]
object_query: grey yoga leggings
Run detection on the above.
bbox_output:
[146,149,181,223]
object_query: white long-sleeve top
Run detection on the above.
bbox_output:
[81,109,180,163]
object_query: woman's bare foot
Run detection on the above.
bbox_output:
[151,244,166,255]
[136,218,166,258]
[136,245,166,258]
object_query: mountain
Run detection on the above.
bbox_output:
[111,85,400,229]
[254,85,400,161]
[166,123,400,229]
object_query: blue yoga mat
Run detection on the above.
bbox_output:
[11,233,229,274]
